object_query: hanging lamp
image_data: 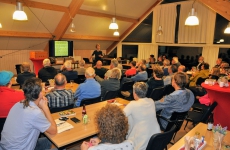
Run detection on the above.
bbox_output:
[13,1,28,21]
[113,30,119,36]
[224,22,230,34]
[0,23,2,28]
[109,0,118,29]
[70,19,76,33]
[185,0,199,26]
[156,5,163,35]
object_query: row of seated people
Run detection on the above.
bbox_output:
[0,71,194,150]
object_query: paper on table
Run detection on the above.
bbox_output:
[55,119,74,133]
[112,103,123,106]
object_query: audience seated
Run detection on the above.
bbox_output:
[75,60,86,75]
[149,54,156,65]
[74,67,101,107]
[162,59,170,76]
[38,58,57,84]
[0,71,25,118]
[0,78,57,149]
[189,63,210,87]
[124,82,160,150]
[125,61,136,77]
[156,56,163,66]
[104,59,121,79]
[171,57,181,68]
[163,65,177,86]
[95,68,120,99]
[81,104,133,150]
[214,58,222,68]
[219,62,229,76]
[60,61,78,83]
[46,73,74,108]
[16,62,36,88]
[146,65,164,97]
[155,72,194,130]
[196,56,205,71]
[178,65,185,72]
[209,67,220,80]
[94,60,108,79]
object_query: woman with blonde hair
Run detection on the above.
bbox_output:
[81,104,133,150]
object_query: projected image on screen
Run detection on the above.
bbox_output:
[55,41,68,56]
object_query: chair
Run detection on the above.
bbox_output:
[120,81,134,91]
[76,75,86,84]
[163,84,175,96]
[196,77,208,86]
[147,86,164,100]
[157,111,188,143]
[83,58,92,64]
[50,104,74,113]
[184,101,217,130]
[0,118,6,139]
[80,96,101,106]
[102,90,118,101]
[146,125,176,150]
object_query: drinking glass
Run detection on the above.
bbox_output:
[70,80,74,87]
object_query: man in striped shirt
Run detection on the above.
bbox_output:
[46,73,74,108]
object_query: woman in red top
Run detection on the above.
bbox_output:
[125,61,137,77]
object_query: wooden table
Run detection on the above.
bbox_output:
[45,98,130,148]
[169,123,230,150]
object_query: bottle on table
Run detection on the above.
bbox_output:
[82,104,87,117]
[207,113,214,131]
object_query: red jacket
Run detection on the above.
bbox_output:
[0,87,25,118]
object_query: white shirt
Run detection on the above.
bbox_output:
[88,140,134,150]
[124,98,161,150]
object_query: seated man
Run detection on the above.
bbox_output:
[75,60,86,75]
[38,58,57,84]
[104,59,121,79]
[171,57,181,68]
[17,62,36,88]
[95,68,120,99]
[178,65,185,72]
[74,67,101,107]
[0,71,25,118]
[60,61,78,83]
[94,60,108,79]
[155,72,194,130]
[125,61,136,77]
[163,65,177,86]
[0,78,57,149]
[46,73,74,108]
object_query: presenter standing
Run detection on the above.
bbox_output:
[90,44,103,66]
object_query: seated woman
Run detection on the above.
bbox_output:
[81,104,133,150]
[124,82,160,150]
[155,72,194,130]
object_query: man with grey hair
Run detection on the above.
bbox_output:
[45,73,74,108]
[38,58,57,84]
[75,60,86,75]
[17,62,36,88]
[104,59,121,79]
[60,61,78,83]
[124,82,160,150]
[171,57,181,68]
[74,67,101,107]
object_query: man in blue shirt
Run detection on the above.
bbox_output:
[74,67,101,107]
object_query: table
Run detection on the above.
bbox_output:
[201,83,230,128]
[169,123,230,150]
[45,98,130,148]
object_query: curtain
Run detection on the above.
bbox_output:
[178,1,216,43]
[153,4,177,43]
[138,44,158,61]
[202,46,219,68]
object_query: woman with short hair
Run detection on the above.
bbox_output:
[81,104,133,150]
[124,82,160,150]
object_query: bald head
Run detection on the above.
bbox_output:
[178,65,185,72]
[96,60,103,69]
[21,62,30,72]
[85,67,95,78]
[199,56,204,63]
[54,73,66,87]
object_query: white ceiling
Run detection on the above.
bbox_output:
[0,0,159,50]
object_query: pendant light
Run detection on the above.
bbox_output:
[13,1,28,21]
[224,22,230,34]
[70,19,76,33]
[185,0,199,26]
[113,30,119,36]
[109,0,118,29]
[156,5,163,35]
[0,23,2,28]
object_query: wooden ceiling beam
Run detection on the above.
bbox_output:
[0,0,68,12]
[77,9,138,23]
[63,34,119,41]
[0,30,52,38]
[106,0,162,54]
[199,0,230,21]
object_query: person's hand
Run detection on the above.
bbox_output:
[38,96,49,110]
[90,137,100,146]
[81,141,90,150]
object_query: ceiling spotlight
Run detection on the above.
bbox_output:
[13,1,28,21]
